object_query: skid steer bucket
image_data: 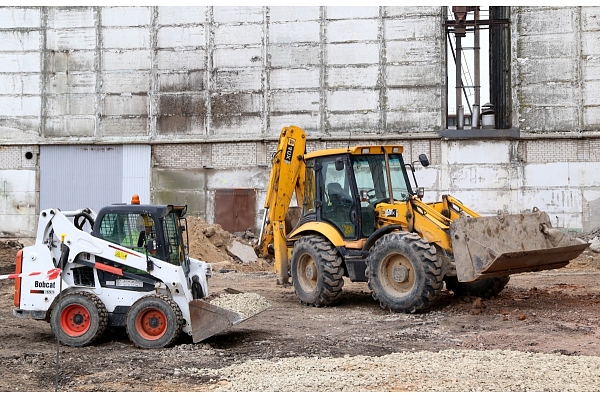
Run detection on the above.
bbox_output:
[450,208,590,282]
[188,288,271,343]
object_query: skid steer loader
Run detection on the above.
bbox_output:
[257,126,590,313]
[12,195,269,349]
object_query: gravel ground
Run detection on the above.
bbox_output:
[176,349,600,392]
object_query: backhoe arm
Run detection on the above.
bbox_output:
[257,126,306,284]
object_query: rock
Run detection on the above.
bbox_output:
[227,240,259,263]
[589,237,600,253]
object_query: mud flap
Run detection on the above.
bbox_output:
[450,209,590,282]
[188,288,269,343]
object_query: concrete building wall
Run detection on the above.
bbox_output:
[0,6,600,237]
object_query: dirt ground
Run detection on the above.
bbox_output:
[1,219,599,392]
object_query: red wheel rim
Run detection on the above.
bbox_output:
[60,304,91,337]
[135,307,167,340]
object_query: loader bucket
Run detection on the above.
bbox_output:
[188,288,270,343]
[450,209,590,282]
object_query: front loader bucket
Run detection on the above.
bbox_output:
[450,209,590,282]
[188,288,270,343]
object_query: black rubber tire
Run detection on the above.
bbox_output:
[444,275,510,298]
[291,235,344,307]
[50,292,108,347]
[366,231,443,313]
[126,294,183,349]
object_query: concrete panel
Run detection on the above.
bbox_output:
[0,8,40,28]
[583,58,600,81]
[520,106,578,132]
[327,65,379,88]
[0,31,40,52]
[385,6,440,18]
[206,168,269,190]
[519,188,582,214]
[101,118,147,136]
[44,117,95,137]
[269,21,320,44]
[327,19,378,43]
[517,34,577,59]
[524,163,569,187]
[211,116,262,135]
[269,45,320,67]
[413,167,439,191]
[327,112,379,132]
[583,189,600,231]
[270,68,320,89]
[326,6,379,20]
[47,73,96,94]
[157,50,206,71]
[211,93,262,114]
[441,189,514,215]
[215,24,263,46]
[269,114,319,136]
[157,115,205,135]
[386,110,441,132]
[582,31,600,56]
[101,7,151,27]
[583,106,600,130]
[269,6,319,22]
[0,96,41,117]
[327,89,378,111]
[46,28,96,51]
[386,40,441,64]
[0,53,40,73]
[102,27,150,49]
[213,47,262,68]
[214,69,262,91]
[158,26,206,48]
[387,88,440,109]
[103,72,150,94]
[158,93,206,116]
[327,43,379,65]
[584,81,600,106]
[582,7,600,31]
[517,7,576,36]
[271,91,319,112]
[158,71,205,92]
[103,95,148,116]
[448,165,510,190]
[519,83,578,106]
[0,74,40,95]
[152,168,206,191]
[48,51,95,72]
[385,17,440,41]
[0,213,37,237]
[47,7,95,28]
[447,141,511,164]
[213,6,263,23]
[103,50,151,70]
[152,189,207,217]
[158,6,207,25]
[386,64,440,87]
[46,95,95,116]
[517,58,576,84]
[568,162,600,187]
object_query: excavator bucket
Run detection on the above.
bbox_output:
[188,288,270,343]
[450,209,590,282]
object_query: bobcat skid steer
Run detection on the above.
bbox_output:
[12,196,269,349]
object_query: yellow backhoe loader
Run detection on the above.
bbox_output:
[257,126,590,313]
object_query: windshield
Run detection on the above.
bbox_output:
[352,153,411,205]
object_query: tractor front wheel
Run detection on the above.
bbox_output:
[126,294,183,349]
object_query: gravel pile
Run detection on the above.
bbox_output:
[209,292,271,319]
[176,349,600,392]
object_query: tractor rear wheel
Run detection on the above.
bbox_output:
[366,231,443,313]
[126,294,183,349]
[50,292,108,347]
[291,235,344,307]
[444,276,510,298]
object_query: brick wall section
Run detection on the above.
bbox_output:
[0,146,38,169]
[211,142,257,167]
[525,138,600,162]
[152,144,204,168]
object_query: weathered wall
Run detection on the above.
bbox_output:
[1,6,600,236]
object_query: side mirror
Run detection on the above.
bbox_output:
[417,187,425,199]
[335,157,345,171]
[146,239,157,253]
[418,154,430,167]
[137,230,146,248]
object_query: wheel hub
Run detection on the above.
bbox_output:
[305,264,317,280]
[72,313,84,325]
[391,264,409,283]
